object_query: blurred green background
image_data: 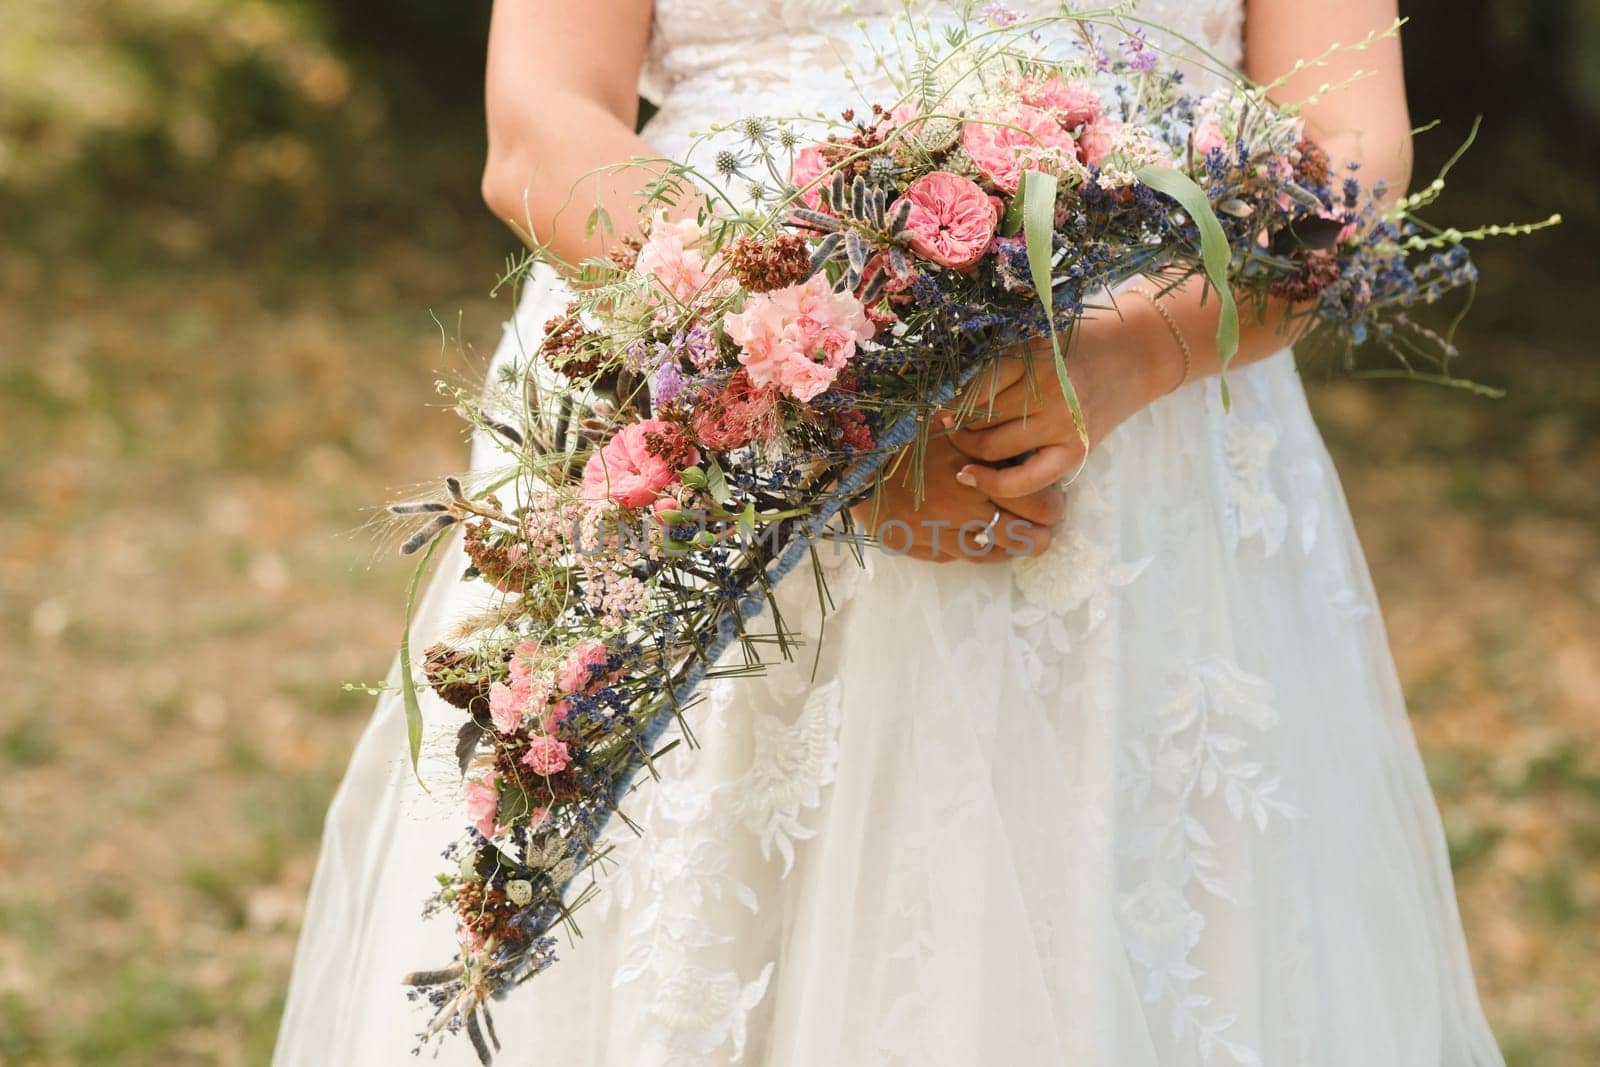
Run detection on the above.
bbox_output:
[0,1,1596,1063]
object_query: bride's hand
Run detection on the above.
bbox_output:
[849,428,1063,564]
[947,304,1182,499]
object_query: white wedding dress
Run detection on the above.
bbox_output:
[274,3,1506,1064]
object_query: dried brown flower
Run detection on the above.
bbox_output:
[540,304,607,379]
[1294,138,1332,189]
[454,881,530,946]
[728,234,812,292]
[1270,248,1341,303]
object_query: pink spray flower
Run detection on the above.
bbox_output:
[1192,120,1228,159]
[465,778,499,839]
[723,273,875,402]
[962,105,1080,194]
[581,418,701,509]
[521,735,571,776]
[635,210,717,304]
[1018,75,1102,129]
[894,171,999,272]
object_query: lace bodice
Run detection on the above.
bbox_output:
[640,0,1245,162]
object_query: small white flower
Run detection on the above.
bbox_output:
[505,879,534,907]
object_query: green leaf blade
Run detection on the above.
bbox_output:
[400,531,446,779]
[1135,164,1241,402]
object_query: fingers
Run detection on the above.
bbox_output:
[998,485,1065,527]
[951,413,1077,463]
[956,445,1083,499]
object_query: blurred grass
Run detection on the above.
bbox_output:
[2,2,1598,1064]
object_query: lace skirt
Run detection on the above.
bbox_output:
[273,264,1505,1067]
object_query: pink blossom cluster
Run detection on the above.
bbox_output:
[723,273,875,402]
[635,210,720,305]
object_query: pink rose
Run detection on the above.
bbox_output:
[581,418,701,509]
[1077,119,1122,168]
[1192,121,1227,159]
[723,273,874,402]
[1019,75,1102,129]
[789,145,831,212]
[521,735,571,776]
[962,106,1080,194]
[465,778,499,839]
[894,171,998,272]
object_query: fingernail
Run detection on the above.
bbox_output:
[936,411,956,430]
[955,468,978,487]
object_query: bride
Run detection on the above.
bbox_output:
[275,2,1507,1064]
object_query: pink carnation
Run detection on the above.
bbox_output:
[723,273,874,402]
[789,145,831,212]
[581,418,701,509]
[521,735,571,776]
[636,210,716,304]
[962,106,1080,194]
[895,171,998,272]
[1018,75,1102,129]
[557,640,613,696]
[487,681,525,734]
[465,778,499,839]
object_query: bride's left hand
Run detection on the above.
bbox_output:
[946,305,1182,499]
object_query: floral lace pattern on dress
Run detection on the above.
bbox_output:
[606,3,1326,1063]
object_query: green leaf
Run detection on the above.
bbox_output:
[1018,169,1086,445]
[999,191,1024,237]
[399,530,445,779]
[704,456,731,505]
[679,466,708,489]
[1134,164,1241,405]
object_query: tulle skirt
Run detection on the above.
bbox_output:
[273,264,1504,1066]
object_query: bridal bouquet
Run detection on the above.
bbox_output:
[387,7,1553,1059]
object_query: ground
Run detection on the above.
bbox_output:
[0,252,1595,1064]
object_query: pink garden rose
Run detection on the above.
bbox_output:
[1077,118,1122,168]
[635,210,717,304]
[723,273,875,402]
[1018,75,1102,129]
[962,105,1080,194]
[894,171,999,272]
[465,778,499,839]
[789,145,831,212]
[581,418,700,509]
[520,735,571,776]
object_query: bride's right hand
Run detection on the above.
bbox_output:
[849,428,1062,564]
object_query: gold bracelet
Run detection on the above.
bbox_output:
[1127,285,1193,394]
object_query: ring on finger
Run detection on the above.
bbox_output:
[973,507,1003,548]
